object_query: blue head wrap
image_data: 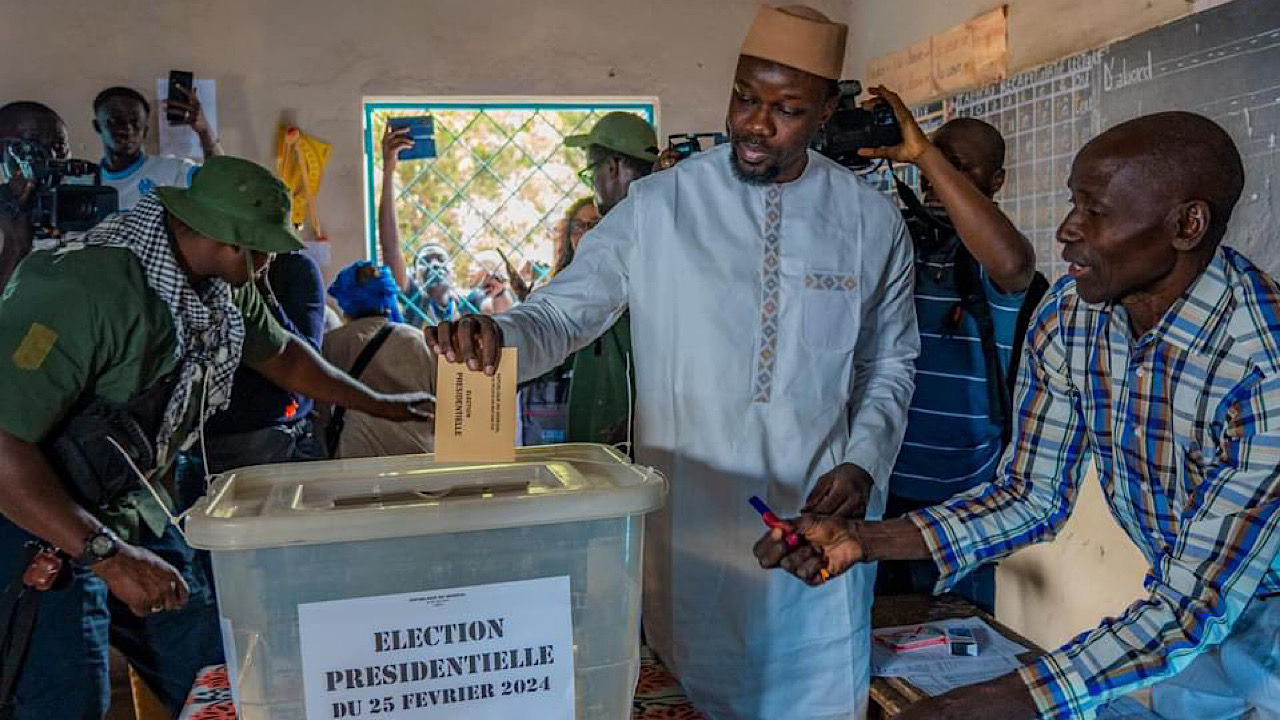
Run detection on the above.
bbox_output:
[328,261,404,322]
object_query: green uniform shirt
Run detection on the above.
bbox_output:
[0,245,289,539]
[566,312,633,446]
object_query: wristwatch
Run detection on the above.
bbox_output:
[74,527,120,567]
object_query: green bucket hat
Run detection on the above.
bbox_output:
[565,112,659,163]
[155,156,303,254]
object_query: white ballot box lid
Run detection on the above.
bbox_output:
[185,444,666,551]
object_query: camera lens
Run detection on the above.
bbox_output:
[58,192,98,221]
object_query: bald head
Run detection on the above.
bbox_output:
[0,102,59,134]
[924,117,1007,202]
[0,101,69,160]
[935,118,1005,169]
[1059,111,1246,310]
[1082,111,1244,248]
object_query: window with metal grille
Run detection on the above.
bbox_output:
[362,98,658,321]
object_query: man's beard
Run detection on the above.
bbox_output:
[729,146,781,186]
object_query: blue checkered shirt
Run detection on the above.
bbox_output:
[907,247,1280,718]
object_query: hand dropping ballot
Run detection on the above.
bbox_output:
[298,577,575,719]
[434,348,517,463]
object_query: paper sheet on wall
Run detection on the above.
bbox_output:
[865,6,1007,105]
[866,47,909,96]
[154,78,217,160]
[933,7,1009,95]
[967,7,1009,87]
[901,39,937,106]
[868,39,936,108]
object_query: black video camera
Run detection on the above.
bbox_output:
[812,80,903,169]
[1,139,118,237]
[666,132,728,161]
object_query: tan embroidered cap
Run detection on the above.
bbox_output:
[739,4,848,80]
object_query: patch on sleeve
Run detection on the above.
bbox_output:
[12,323,57,370]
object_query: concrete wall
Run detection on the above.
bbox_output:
[994,470,1150,649]
[5,0,843,273]
[843,0,1194,80]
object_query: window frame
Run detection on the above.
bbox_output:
[360,96,660,265]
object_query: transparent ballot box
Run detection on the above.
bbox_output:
[186,444,667,719]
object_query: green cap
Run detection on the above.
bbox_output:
[565,112,659,162]
[155,156,303,254]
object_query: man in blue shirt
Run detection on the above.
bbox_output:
[199,250,329,471]
[863,86,1039,612]
[377,125,467,325]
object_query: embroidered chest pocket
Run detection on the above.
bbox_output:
[799,270,862,353]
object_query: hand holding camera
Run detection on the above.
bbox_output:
[855,85,934,166]
[0,140,118,236]
[809,80,901,168]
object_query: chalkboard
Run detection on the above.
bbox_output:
[888,0,1280,280]
[949,52,1102,279]
[1100,0,1280,275]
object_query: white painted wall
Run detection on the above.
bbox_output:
[5,0,844,273]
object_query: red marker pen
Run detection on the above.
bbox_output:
[749,496,801,548]
[749,496,832,582]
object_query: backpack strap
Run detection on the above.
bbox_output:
[1002,272,1051,442]
[952,246,1009,440]
[894,174,953,235]
[958,254,1054,445]
[326,321,396,456]
[895,172,1051,444]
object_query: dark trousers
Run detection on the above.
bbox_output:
[0,518,223,719]
[874,493,997,614]
[178,418,326,511]
[200,416,327,476]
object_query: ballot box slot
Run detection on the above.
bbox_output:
[261,461,585,514]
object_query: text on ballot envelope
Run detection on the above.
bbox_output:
[434,347,517,463]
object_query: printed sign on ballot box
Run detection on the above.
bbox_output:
[298,576,575,719]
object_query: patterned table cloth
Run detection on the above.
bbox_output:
[180,647,705,719]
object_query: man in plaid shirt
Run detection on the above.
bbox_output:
[757,111,1280,719]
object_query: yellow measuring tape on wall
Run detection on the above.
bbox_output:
[275,125,331,240]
